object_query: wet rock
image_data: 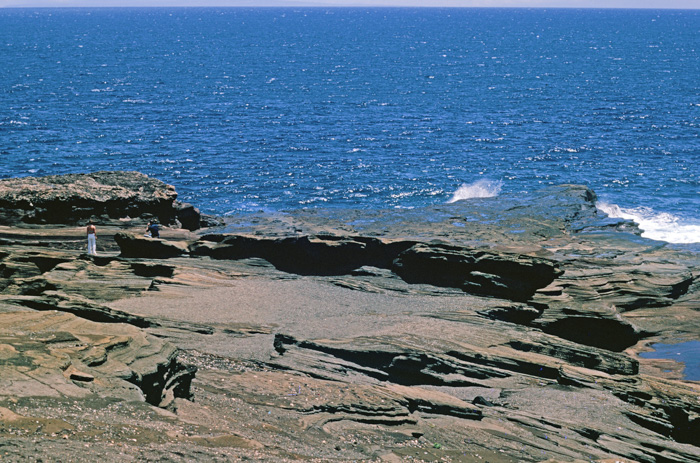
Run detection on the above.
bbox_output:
[198,212,226,229]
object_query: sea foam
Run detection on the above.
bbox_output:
[597,202,700,244]
[447,180,502,203]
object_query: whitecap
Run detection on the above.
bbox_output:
[299,197,329,205]
[447,180,502,203]
[597,202,700,244]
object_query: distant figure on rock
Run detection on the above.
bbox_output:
[86,220,97,255]
[146,220,160,238]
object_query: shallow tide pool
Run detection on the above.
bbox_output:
[639,341,700,381]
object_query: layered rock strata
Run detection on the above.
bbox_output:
[0,172,698,462]
[0,171,213,230]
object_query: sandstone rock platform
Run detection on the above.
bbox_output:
[0,173,698,462]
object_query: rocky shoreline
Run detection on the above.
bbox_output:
[0,172,698,462]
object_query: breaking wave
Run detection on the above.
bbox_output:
[447,180,503,203]
[597,202,700,244]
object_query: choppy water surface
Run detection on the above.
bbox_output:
[0,8,698,243]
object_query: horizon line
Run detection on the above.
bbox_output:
[1,4,699,9]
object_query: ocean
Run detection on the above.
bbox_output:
[0,7,698,244]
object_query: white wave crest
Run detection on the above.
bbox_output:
[447,180,502,203]
[597,202,700,244]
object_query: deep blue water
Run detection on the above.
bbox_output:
[0,8,698,242]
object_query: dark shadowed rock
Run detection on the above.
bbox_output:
[392,242,562,301]
[114,232,190,259]
[198,212,226,229]
[172,201,201,231]
[191,233,561,302]
[0,171,202,229]
[193,233,411,275]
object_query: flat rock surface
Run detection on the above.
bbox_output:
[0,175,698,462]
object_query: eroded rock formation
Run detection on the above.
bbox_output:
[0,173,698,462]
[0,171,206,230]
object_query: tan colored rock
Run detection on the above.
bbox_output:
[0,310,193,406]
[0,179,699,462]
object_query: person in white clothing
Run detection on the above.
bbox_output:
[86,220,97,256]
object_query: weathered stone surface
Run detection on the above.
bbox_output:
[114,232,190,259]
[170,201,201,231]
[190,234,562,303]
[0,310,195,407]
[392,242,562,301]
[0,171,175,225]
[1,177,699,462]
[0,171,204,229]
[192,233,410,275]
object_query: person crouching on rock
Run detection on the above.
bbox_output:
[86,220,97,255]
[146,220,160,238]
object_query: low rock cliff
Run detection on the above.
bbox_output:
[0,171,207,230]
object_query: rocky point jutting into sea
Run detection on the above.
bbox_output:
[0,171,698,463]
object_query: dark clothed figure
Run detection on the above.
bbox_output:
[147,222,160,238]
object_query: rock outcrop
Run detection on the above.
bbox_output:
[0,174,698,463]
[0,309,195,407]
[114,232,190,259]
[392,242,561,301]
[0,171,204,229]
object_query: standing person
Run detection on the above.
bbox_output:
[86,220,97,255]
